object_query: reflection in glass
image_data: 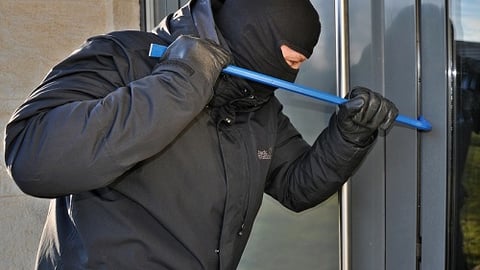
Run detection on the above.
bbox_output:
[451,1,480,269]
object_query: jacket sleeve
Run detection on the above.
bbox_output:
[264,107,374,212]
[4,34,213,198]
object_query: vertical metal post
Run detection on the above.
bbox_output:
[336,0,351,269]
[414,0,423,268]
[144,0,156,31]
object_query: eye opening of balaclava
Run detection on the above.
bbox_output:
[214,0,321,96]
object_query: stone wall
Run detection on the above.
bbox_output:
[0,1,140,268]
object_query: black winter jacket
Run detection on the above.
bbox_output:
[4,0,373,269]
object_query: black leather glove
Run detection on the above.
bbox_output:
[155,35,231,91]
[337,87,399,146]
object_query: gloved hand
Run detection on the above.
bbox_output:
[336,87,399,146]
[155,35,231,90]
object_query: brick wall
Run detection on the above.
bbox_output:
[0,1,140,268]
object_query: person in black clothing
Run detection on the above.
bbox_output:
[4,0,398,269]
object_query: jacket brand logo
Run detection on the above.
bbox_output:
[257,148,272,160]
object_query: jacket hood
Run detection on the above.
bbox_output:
[151,0,220,44]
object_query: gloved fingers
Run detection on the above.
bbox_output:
[378,100,399,131]
[163,35,232,68]
[348,87,399,131]
[155,35,233,89]
[348,87,379,126]
[356,90,382,125]
[345,88,368,116]
[341,96,365,117]
[360,94,398,131]
[197,38,232,67]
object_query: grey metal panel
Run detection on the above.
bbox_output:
[383,1,419,269]
[419,1,449,269]
[348,0,449,269]
[349,0,387,269]
[349,0,422,269]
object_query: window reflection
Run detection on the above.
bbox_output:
[451,1,480,269]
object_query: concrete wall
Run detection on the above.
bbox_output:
[0,1,140,269]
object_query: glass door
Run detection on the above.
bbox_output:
[449,1,480,269]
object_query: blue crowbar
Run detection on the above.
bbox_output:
[149,43,432,131]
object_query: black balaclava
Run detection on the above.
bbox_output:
[213,0,321,97]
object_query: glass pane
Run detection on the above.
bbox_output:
[450,1,480,269]
[238,0,339,269]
